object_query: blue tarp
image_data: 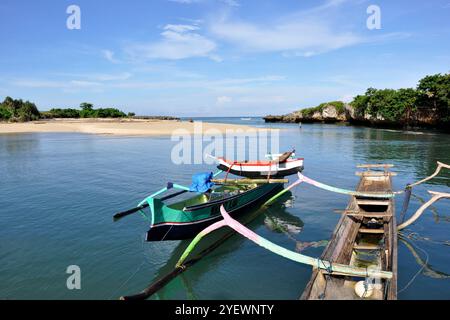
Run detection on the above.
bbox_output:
[189,172,214,193]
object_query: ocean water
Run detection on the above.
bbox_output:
[0,119,449,300]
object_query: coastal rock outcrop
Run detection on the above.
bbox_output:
[264,102,445,130]
[264,102,350,123]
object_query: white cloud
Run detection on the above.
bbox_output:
[11,79,102,89]
[125,24,218,61]
[206,0,405,57]
[92,72,132,81]
[216,95,232,104]
[340,94,355,103]
[109,75,285,89]
[164,24,200,33]
[220,0,239,7]
[209,17,362,57]
[54,72,132,82]
[11,75,285,91]
[102,50,120,63]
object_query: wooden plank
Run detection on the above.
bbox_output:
[336,209,391,217]
[356,171,397,177]
[359,228,385,234]
[357,164,394,168]
[346,212,392,218]
[353,244,382,250]
[356,199,390,206]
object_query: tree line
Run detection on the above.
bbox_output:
[351,73,450,123]
[293,73,449,128]
[351,73,449,125]
[0,99,134,122]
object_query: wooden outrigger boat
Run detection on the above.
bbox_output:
[114,173,286,241]
[301,164,397,300]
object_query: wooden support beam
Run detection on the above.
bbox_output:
[359,228,385,234]
[357,164,394,169]
[356,199,390,206]
[356,171,397,177]
[347,213,392,219]
[353,244,382,250]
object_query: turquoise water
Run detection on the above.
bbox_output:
[1,119,449,300]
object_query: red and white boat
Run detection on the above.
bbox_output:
[210,151,304,178]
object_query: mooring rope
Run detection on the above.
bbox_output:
[397,238,429,294]
[108,234,148,300]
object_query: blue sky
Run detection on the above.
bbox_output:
[0,0,449,116]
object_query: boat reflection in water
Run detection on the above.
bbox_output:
[264,196,328,253]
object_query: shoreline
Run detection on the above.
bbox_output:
[264,117,449,133]
[0,118,265,136]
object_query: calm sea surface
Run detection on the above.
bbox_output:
[1,118,449,299]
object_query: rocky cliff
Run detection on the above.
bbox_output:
[264,103,442,129]
[264,103,352,123]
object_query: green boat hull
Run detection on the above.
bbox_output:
[146,183,284,241]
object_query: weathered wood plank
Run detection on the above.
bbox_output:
[353,244,382,250]
[358,228,385,234]
[356,199,390,206]
[356,171,397,177]
[357,164,394,168]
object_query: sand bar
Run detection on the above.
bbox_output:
[0,119,266,136]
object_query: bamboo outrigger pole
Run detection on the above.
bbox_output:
[398,191,450,230]
[176,206,393,280]
[408,161,450,187]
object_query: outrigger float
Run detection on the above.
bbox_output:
[115,160,449,300]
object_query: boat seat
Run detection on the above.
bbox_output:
[353,244,382,250]
[358,228,384,234]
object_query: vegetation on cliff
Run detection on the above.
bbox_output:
[301,101,345,117]
[265,73,450,129]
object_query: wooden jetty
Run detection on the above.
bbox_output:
[301,164,397,300]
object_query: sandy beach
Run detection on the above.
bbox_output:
[0,119,264,136]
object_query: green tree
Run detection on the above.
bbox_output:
[80,102,94,118]
[0,97,40,122]
[48,108,80,118]
[417,73,450,122]
[17,101,40,121]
